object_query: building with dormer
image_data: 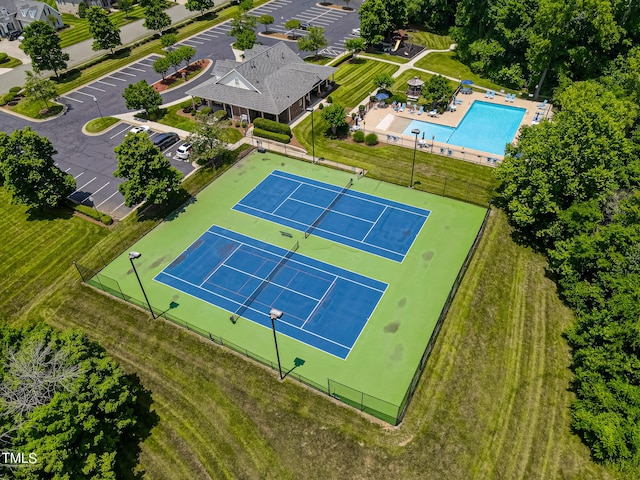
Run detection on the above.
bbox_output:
[0,0,63,37]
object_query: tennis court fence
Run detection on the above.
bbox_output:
[74,208,491,425]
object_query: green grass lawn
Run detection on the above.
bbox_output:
[85,116,120,133]
[11,98,63,118]
[294,111,496,206]
[0,55,23,68]
[415,51,517,93]
[155,102,244,142]
[407,31,454,50]
[59,6,152,48]
[6,187,618,479]
[389,68,458,105]
[329,59,398,109]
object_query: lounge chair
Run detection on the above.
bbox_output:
[485,91,490,98]
[490,91,495,99]
[537,99,548,108]
[505,93,511,102]
[428,110,438,117]
[440,147,445,154]
[447,149,453,155]
[399,102,406,112]
[509,94,515,103]
[417,106,424,115]
[449,104,457,112]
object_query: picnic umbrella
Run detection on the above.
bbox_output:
[461,79,474,85]
[375,92,390,101]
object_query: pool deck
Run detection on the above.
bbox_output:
[359,91,553,166]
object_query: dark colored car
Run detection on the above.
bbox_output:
[8,30,22,41]
[301,22,312,30]
[153,132,179,150]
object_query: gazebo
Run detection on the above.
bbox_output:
[407,76,424,101]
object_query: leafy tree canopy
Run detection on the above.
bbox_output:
[122,79,162,116]
[0,127,75,209]
[359,0,391,46]
[320,104,347,136]
[87,6,122,53]
[185,0,215,15]
[372,72,394,91]
[143,0,171,34]
[21,21,69,77]
[297,26,328,57]
[114,132,183,206]
[186,112,229,166]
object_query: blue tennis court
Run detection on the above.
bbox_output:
[232,170,431,262]
[154,226,387,359]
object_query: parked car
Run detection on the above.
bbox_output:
[301,22,312,30]
[130,125,150,134]
[175,143,192,160]
[153,132,180,150]
[8,30,21,41]
[352,28,361,36]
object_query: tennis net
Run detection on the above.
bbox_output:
[230,241,299,324]
[305,179,353,239]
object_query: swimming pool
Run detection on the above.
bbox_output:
[401,101,526,155]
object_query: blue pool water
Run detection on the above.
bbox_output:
[401,101,526,155]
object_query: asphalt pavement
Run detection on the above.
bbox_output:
[0,0,364,219]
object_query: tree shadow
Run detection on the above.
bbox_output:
[114,373,160,480]
[25,205,74,222]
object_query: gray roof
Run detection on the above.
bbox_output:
[187,42,337,115]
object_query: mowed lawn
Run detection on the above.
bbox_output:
[13,197,617,478]
[330,59,398,109]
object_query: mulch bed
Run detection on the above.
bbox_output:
[152,59,212,93]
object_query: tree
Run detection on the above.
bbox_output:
[175,45,196,67]
[344,37,366,58]
[285,19,301,38]
[421,74,453,106]
[77,1,87,18]
[122,80,162,117]
[0,323,140,479]
[114,133,183,207]
[238,0,252,12]
[153,56,171,79]
[160,32,177,50]
[359,0,391,46]
[321,104,347,136]
[87,6,122,54]
[23,70,57,110]
[384,0,408,30]
[21,21,69,78]
[167,49,183,73]
[297,26,328,58]
[186,112,229,165]
[234,28,257,50]
[372,72,394,91]
[119,0,133,18]
[144,0,171,35]
[0,128,75,209]
[258,14,274,32]
[185,0,215,16]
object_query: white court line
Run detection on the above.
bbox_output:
[96,190,120,208]
[302,278,336,328]
[96,80,117,87]
[84,85,105,92]
[362,206,388,242]
[110,126,131,139]
[199,244,242,286]
[73,171,84,179]
[61,95,83,103]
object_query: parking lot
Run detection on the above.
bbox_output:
[58,122,195,219]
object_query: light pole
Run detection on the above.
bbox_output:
[92,96,103,118]
[270,308,284,380]
[306,106,315,164]
[431,134,435,153]
[88,195,102,223]
[410,128,420,188]
[128,251,156,319]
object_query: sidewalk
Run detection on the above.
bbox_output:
[0,0,221,92]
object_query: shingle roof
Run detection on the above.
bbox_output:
[187,42,336,115]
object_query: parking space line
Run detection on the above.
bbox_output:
[198,32,217,38]
[96,190,120,208]
[74,172,84,179]
[96,80,117,87]
[182,39,204,45]
[106,76,128,82]
[82,182,110,203]
[138,62,153,67]
[62,95,83,103]
[75,90,99,98]
[117,71,136,77]
[126,66,146,72]
[64,167,71,172]
[73,177,97,194]
[85,85,105,92]
[110,126,131,139]
[112,201,127,213]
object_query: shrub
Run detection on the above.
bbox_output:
[327,95,333,104]
[353,130,365,142]
[241,121,247,128]
[74,203,113,225]
[3,93,15,103]
[199,106,211,115]
[0,53,8,64]
[358,104,365,112]
[364,133,378,145]
[318,103,324,110]
[253,128,290,144]
[213,109,228,121]
[9,86,21,93]
[253,118,291,136]
[78,2,87,18]
[182,106,192,113]
[0,98,6,107]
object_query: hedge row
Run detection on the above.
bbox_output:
[253,128,290,144]
[253,118,291,137]
[71,202,114,225]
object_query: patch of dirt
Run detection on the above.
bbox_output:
[317,2,354,11]
[152,59,212,93]
[258,31,299,42]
